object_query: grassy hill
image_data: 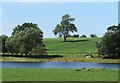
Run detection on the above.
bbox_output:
[43,37,100,55]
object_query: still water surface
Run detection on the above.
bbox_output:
[1,62,119,69]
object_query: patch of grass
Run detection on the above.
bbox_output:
[2,68,118,81]
[43,37,100,54]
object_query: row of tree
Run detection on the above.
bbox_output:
[63,34,97,38]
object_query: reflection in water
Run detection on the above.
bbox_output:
[1,62,119,69]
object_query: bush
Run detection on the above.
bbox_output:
[32,45,47,55]
[90,34,97,37]
[72,34,79,38]
[80,34,87,38]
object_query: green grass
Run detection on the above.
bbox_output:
[2,68,118,81]
[43,37,100,54]
[0,68,2,83]
[1,37,120,63]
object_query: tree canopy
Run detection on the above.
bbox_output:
[53,14,78,42]
[96,24,120,58]
[5,22,47,56]
[0,35,8,53]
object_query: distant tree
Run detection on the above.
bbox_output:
[5,22,46,56]
[107,25,118,32]
[53,14,78,42]
[0,35,8,54]
[80,34,87,38]
[96,24,120,58]
[72,34,79,38]
[90,34,97,38]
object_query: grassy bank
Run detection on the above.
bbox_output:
[2,68,119,81]
[1,55,119,63]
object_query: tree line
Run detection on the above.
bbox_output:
[0,14,120,59]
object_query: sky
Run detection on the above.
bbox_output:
[1,0,120,2]
[1,1,118,38]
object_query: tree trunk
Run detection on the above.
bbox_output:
[25,53,27,56]
[3,52,4,55]
[64,36,67,42]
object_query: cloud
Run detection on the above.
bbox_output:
[1,0,119,2]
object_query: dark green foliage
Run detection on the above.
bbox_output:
[53,14,78,42]
[5,22,47,56]
[72,34,79,38]
[90,34,97,37]
[32,45,47,55]
[0,35,8,53]
[80,34,87,38]
[5,36,19,54]
[107,25,118,32]
[96,24,120,58]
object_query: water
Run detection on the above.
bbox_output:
[1,62,119,69]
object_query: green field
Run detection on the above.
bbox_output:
[43,37,100,54]
[2,68,119,81]
[2,37,120,63]
[1,38,119,82]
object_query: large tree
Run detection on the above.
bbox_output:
[53,14,78,42]
[5,22,46,56]
[96,24,120,58]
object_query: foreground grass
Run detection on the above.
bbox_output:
[0,68,2,83]
[2,68,119,81]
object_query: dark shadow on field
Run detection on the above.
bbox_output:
[34,55,63,59]
[62,39,89,42]
[2,54,63,59]
[45,48,57,51]
[45,48,49,51]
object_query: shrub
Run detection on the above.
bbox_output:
[31,45,47,56]
[90,34,97,37]
[72,34,79,38]
[80,34,87,38]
